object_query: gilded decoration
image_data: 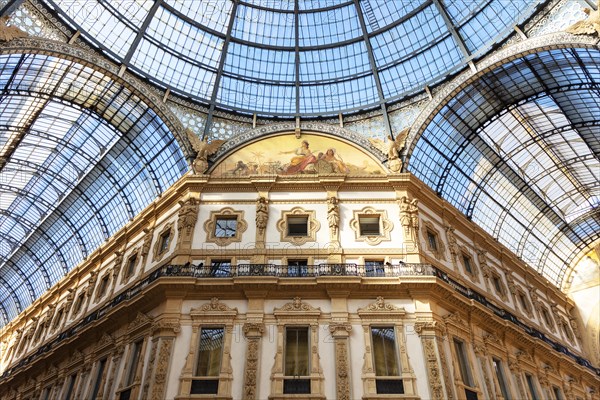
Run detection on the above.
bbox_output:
[152,222,174,262]
[276,207,320,246]
[211,133,386,177]
[368,127,410,173]
[204,207,247,246]
[349,207,393,246]
[566,0,600,36]
[186,129,226,174]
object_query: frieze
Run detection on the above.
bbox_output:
[193,297,237,313]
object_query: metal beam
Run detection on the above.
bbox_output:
[203,0,239,140]
[294,0,300,116]
[122,0,164,65]
[353,0,392,138]
[431,0,471,59]
[0,0,25,17]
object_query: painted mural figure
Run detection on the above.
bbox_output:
[279,140,318,174]
[318,148,349,173]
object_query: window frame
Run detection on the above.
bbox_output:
[178,298,237,399]
[350,207,392,246]
[421,220,446,260]
[204,207,247,246]
[122,250,140,283]
[153,222,174,261]
[277,207,320,246]
[358,297,417,398]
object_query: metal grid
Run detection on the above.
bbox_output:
[42,0,544,119]
[409,47,600,287]
[0,53,187,325]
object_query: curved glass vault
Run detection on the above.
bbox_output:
[0,53,187,324]
[409,47,600,286]
[42,0,544,117]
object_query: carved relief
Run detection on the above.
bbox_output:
[150,338,173,400]
[242,323,264,400]
[255,196,269,235]
[423,337,444,400]
[327,196,340,239]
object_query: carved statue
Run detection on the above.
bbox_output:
[0,16,27,42]
[566,1,600,36]
[141,227,153,258]
[368,127,410,173]
[177,197,199,235]
[186,129,226,174]
[327,196,340,236]
[399,196,419,242]
[255,196,268,234]
[444,224,458,259]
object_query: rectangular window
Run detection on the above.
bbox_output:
[359,216,380,236]
[126,340,143,386]
[52,309,64,330]
[492,358,510,400]
[492,275,503,295]
[518,293,530,312]
[214,217,237,238]
[561,321,573,340]
[453,339,474,387]
[159,231,170,254]
[462,254,473,274]
[371,327,404,394]
[97,275,109,299]
[73,293,85,316]
[64,374,76,400]
[209,260,231,277]
[191,327,224,395]
[125,254,137,279]
[553,386,564,400]
[90,358,106,400]
[287,216,308,236]
[525,373,539,400]
[427,230,438,252]
[284,327,310,394]
[365,260,385,277]
[541,308,553,327]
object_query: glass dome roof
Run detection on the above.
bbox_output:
[42,0,544,117]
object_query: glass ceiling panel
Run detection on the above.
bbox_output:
[0,53,187,326]
[42,0,543,117]
[409,47,600,288]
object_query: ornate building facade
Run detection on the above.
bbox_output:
[0,0,598,399]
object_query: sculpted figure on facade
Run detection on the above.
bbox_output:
[255,196,268,234]
[368,127,409,173]
[141,227,153,259]
[327,196,340,237]
[186,129,226,174]
[444,224,458,261]
[0,16,27,42]
[566,1,600,36]
[399,196,419,243]
[177,197,199,236]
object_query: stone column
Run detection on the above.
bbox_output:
[414,320,453,400]
[144,321,179,400]
[329,322,352,400]
[242,323,264,400]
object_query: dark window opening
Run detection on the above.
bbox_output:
[287,216,308,236]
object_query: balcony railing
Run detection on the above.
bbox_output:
[2,263,599,381]
[162,262,435,278]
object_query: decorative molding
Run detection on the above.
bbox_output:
[349,206,393,246]
[177,197,199,238]
[242,323,264,400]
[152,223,174,262]
[276,207,320,246]
[126,312,153,337]
[203,207,247,246]
[275,297,320,313]
[193,297,237,313]
[399,196,419,245]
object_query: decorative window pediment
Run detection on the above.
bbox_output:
[153,222,174,262]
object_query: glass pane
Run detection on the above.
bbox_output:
[454,339,472,386]
[214,218,237,237]
[371,327,399,376]
[196,328,224,376]
[285,327,309,376]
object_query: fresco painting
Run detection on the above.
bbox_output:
[211,134,385,176]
